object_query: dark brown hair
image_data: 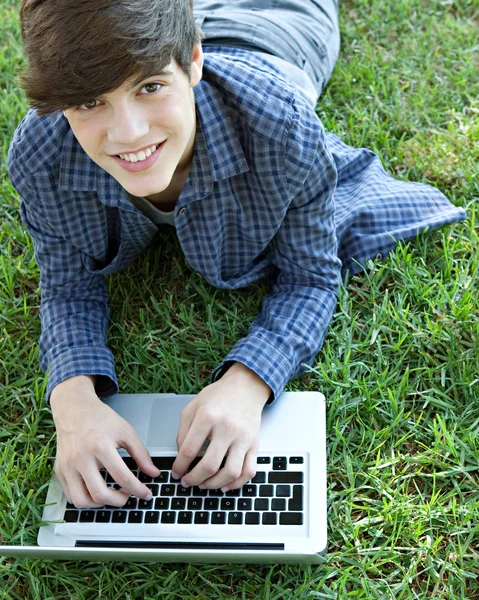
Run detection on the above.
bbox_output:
[20,0,203,115]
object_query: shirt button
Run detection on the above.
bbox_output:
[178,207,186,215]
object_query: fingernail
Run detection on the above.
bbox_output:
[145,493,152,501]
[198,484,206,490]
[171,471,180,479]
[181,480,190,488]
[221,486,230,492]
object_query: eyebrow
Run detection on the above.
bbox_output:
[128,69,174,90]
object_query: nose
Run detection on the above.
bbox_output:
[106,100,149,147]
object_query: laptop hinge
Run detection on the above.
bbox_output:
[75,540,285,550]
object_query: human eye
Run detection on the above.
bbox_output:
[139,82,162,95]
[78,99,101,111]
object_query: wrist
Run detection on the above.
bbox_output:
[50,375,97,410]
[221,362,271,404]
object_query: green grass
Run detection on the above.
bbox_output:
[1,0,478,597]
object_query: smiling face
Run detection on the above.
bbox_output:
[63,44,203,201]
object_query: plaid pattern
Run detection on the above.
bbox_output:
[8,50,466,405]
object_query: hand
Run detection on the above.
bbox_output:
[50,375,161,509]
[171,363,271,492]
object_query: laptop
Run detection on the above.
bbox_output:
[0,391,327,564]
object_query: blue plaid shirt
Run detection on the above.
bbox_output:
[8,49,466,405]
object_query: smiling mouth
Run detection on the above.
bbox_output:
[117,143,160,163]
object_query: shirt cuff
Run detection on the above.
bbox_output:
[45,345,118,406]
[210,336,295,404]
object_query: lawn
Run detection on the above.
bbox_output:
[0,0,478,598]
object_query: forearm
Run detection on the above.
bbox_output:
[220,362,272,405]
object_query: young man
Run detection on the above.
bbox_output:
[9,0,465,509]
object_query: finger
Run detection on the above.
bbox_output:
[175,402,195,452]
[103,450,154,501]
[172,417,212,480]
[218,448,258,491]
[180,436,229,487]
[66,471,106,509]
[55,466,73,505]
[197,443,252,490]
[121,435,162,480]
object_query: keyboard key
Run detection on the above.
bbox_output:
[228,512,243,524]
[194,511,209,524]
[192,486,208,497]
[145,511,160,524]
[204,498,219,510]
[161,511,176,524]
[178,511,193,524]
[268,472,303,484]
[152,457,176,470]
[280,512,303,525]
[225,488,241,497]
[272,457,287,471]
[276,485,291,497]
[289,456,304,464]
[64,510,79,523]
[238,498,252,510]
[245,512,260,524]
[112,510,127,523]
[155,497,170,510]
[139,472,153,483]
[254,498,268,511]
[211,512,226,524]
[271,498,286,511]
[220,498,236,510]
[243,485,257,497]
[79,511,95,522]
[137,498,153,510]
[251,472,266,484]
[122,457,137,469]
[125,497,137,509]
[146,484,159,496]
[209,489,224,497]
[187,498,203,510]
[161,484,176,496]
[128,511,143,523]
[177,486,192,496]
[172,498,186,510]
[262,512,277,525]
[152,472,169,483]
[259,485,274,497]
[257,457,271,464]
[288,485,303,511]
[95,510,111,523]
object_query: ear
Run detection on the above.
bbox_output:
[189,43,203,88]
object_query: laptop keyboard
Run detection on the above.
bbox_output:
[63,455,305,526]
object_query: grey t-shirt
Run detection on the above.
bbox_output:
[127,193,176,227]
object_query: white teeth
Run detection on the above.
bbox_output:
[119,144,158,163]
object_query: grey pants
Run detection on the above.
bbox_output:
[194,0,340,102]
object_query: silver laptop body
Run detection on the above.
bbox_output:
[0,391,327,564]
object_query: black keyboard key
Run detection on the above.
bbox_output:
[220,498,236,510]
[152,472,169,483]
[228,512,243,524]
[259,485,274,497]
[288,485,303,511]
[152,457,176,470]
[251,472,266,484]
[66,502,76,509]
[172,498,186,510]
[271,498,286,511]
[257,457,271,464]
[161,484,176,496]
[243,485,257,497]
[137,498,153,510]
[276,485,291,497]
[238,498,252,510]
[146,484,159,496]
[245,512,260,524]
[225,488,241,497]
[187,498,203,510]
[262,512,277,525]
[170,472,181,482]
[79,510,95,522]
[192,486,208,497]
[255,498,269,511]
[280,512,303,525]
[128,511,143,523]
[194,511,209,524]
[155,497,170,510]
[177,486,192,496]
[211,512,226,524]
[145,511,160,524]
[122,457,137,469]
[209,489,224,497]
[289,456,304,464]
[205,498,219,510]
[161,511,176,524]
[95,510,111,523]
[112,510,127,523]
[125,497,137,509]
[64,510,79,523]
[138,472,153,483]
[273,457,287,470]
[268,472,303,484]
[178,511,193,524]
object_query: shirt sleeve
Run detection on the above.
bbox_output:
[9,151,119,405]
[210,98,341,403]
